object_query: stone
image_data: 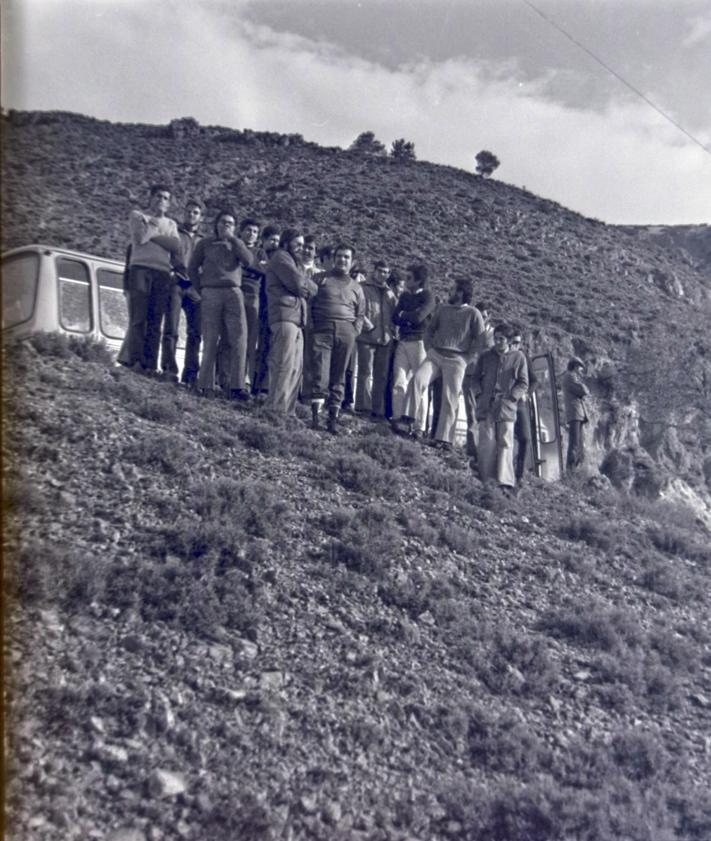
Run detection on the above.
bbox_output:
[323,800,342,825]
[260,671,284,691]
[240,640,259,660]
[689,692,710,708]
[300,795,318,814]
[106,829,146,841]
[93,742,129,765]
[208,643,232,664]
[147,769,187,799]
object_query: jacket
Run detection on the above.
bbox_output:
[311,272,366,333]
[188,236,253,290]
[265,249,318,328]
[426,303,484,359]
[472,347,529,422]
[392,288,436,341]
[357,280,397,346]
[562,370,589,422]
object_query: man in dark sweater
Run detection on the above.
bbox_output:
[404,279,484,447]
[188,209,254,400]
[509,327,539,482]
[309,243,366,434]
[355,260,396,418]
[390,263,436,435]
[471,322,529,487]
[252,224,281,396]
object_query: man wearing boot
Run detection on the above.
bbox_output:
[309,243,366,434]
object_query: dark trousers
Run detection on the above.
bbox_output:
[122,266,173,370]
[243,291,260,387]
[161,286,202,380]
[462,374,479,458]
[567,420,585,470]
[514,399,533,481]
[311,320,358,409]
[342,346,357,409]
[384,340,397,419]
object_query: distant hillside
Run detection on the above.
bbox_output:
[2,110,711,504]
[3,334,711,840]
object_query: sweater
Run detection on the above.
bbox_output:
[426,303,484,358]
[188,237,254,290]
[311,271,366,333]
[128,211,179,272]
[392,288,436,341]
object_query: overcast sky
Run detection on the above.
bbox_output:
[2,0,710,225]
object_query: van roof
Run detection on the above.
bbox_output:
[2,243,124,270]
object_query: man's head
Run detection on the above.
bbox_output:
[509,325,524,352]
[568,356,586,373]
[149,184,171,215]
[493,322,513,355]
[239,218,261,248]
[372,260,390,285]
[333,243,355,275]
[303,235,317,266]
[405,263,428,292]
[214,210,237,240]
[387,270,404,297]
[279,228,305,261]
[449,277,474,306]
[261,225,281,255]
[183,199,203,231]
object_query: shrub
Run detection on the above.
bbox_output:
[355,433,422,470]
[122,431,194,476]
[560,514,613,550]
[24,331,114,364]
[128,393,181,423]
[322,504,401,577]
[330,452,394,497]
[469,625,559,697]
[537,600,643,652]
[236,419,282,454]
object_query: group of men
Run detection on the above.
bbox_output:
[119,184,590,489]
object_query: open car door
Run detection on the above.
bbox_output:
[530,352,564,482]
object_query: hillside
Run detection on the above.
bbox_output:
[3,334,711,840]
[3,110,711,501]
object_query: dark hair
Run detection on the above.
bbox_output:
[493,322,513,339]
[150,183,171,197]
[318,246,334,262]
[373,259,390,270]
[407,263,428,287]
[455,277,474,305]
[279,228,303,249]
[213,209,237,237]
[387,270,403,291]
[350,265,365,279]
[334,242,356,258]
[567,357,585,371]
[240,217,261,232]
[184,198,204,212]
[475,300,489,313]
[304,234,317,247]
[261,224,280,240]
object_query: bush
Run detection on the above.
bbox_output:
[24,331,114,364]
[538,600,643,652]
[322,504,401,577]
[236,419,282,454]
[122,431,194,476]
[355,432,422,471]
[560,514,613,550]
[330,452,394,497]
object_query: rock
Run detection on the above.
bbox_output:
[92,742,129,765]
[239,640,259,660]
[417,611,436,626]
[208,643,232,664]
[106,829,146,841]
[300,795,318,814]
[147,769,187,798]
[260,671,284,691]
[573,670,592,682]
[122,634,144,654]
[689,692,710,708]
[323,800,342,825]
[90,716,105,734]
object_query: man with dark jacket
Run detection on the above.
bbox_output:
[390,263,436,435]
[252,225,282,396]
[355,260,396,418]
[562,356,589,470]
[471,322,529,487]
[189,209,254,400]
[264,229,318,414]
[309,243,366,434]
[161,198,204,385]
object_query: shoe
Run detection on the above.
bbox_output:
[439,441,453,452]
[162,372,179,384]
[327,408,339,435]
[409,428,422,441]
[230,389,252,403]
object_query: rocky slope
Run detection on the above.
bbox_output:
[3,335,711,840]
[2,110,710,507]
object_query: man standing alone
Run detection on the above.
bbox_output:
[471,323,529,488]
[562,356,589,471]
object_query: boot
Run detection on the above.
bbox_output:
[327,406,339,435]
[311,403,322,430]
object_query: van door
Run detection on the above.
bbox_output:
[530,352,564,481]
[96,266,129,353]
[2,251,40,333]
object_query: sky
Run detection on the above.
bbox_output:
[2,0,710,225]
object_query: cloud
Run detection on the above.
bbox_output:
[2,0,710,224]
[683,12,711,47]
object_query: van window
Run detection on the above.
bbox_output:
[57,259,92,333]
[97,268,128,340]
[2,252,39,329]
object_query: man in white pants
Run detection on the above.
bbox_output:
[405,278,484,449]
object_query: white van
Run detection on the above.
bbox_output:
[2,243,185,364]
